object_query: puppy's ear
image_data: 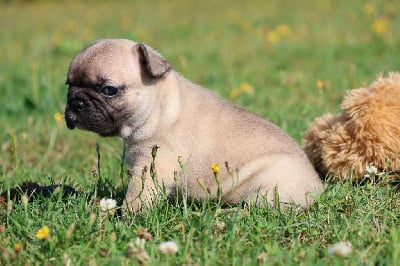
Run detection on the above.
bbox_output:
[136,43,172,78]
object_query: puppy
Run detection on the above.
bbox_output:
[65,39,323,212]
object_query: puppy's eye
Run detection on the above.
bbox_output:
[101,86,118,96]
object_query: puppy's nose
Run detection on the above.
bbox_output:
[69,98,85,112]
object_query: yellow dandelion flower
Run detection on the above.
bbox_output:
[266,31,279,43]
[240,82,254,94]
[371,17,388,36]
[54,112,63,123]
[316,79,324,90]
[276,24,293,37]
[35,225,50,240]
[230,87,241,99]
[363,3,375,16]
[211,163,220,175]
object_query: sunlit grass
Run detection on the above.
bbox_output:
[0,0,399,264]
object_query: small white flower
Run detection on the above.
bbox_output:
[128,237,146,251]
[99,198,117,212]
[328,241,352,257]
[365,164,378,176]
[159,241,179,255]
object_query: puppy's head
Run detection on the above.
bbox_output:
[64,39,171,136]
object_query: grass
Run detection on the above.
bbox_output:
[0,0,399,264]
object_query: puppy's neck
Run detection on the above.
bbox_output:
[121,72,182,143]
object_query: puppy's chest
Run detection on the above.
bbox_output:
[124,143,148,168]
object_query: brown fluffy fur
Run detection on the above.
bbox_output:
[303,72,400,180]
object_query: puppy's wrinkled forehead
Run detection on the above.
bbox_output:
[67,39,138,86]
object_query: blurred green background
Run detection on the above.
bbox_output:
[1,0,399,189]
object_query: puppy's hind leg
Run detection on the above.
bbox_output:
[225,155,323,209]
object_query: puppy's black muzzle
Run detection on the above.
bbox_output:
[65,98,85,129]
[69,98,85,112]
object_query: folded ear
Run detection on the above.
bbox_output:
[136,43,172,78]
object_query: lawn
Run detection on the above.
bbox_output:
[0,0,399,265]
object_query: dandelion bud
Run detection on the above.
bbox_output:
[89,213,97,227]
[110,231,117,242]
[178,156,185,170]
[21,195,29,209]
[224,161,232,175]
[66,223,75,240]
[151,145,159,159]
[0,224,6,234]
[197,178,208,195]
[7,200,13,212]
[14,242,23,254]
